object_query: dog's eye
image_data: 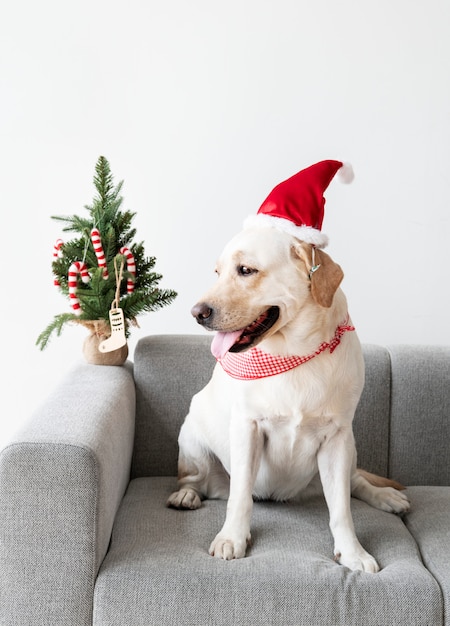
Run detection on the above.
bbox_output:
[238,265,257,276]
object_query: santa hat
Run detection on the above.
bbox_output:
[244,159,354,248]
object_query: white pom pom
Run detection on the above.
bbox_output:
[337,162,354,184]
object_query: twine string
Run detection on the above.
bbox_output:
[113,256,125,309]
[81,233,90,265]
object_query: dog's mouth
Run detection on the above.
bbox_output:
[211,306,280,359]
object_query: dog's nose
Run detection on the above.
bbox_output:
[191,302,213,325]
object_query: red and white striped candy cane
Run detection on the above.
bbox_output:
[119,247,136,293]
[91,228,109,279]
[68,261,90,315]
[53,238,64,286]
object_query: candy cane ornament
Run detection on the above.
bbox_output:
[119,247,136,293]
[91,228,109,279]
[53,238,64,287]
[68,261,90,315]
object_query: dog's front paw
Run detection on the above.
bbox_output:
[335,548,379,573]
[167,488,202,510]
[209,532,251,560]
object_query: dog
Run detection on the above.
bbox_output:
[167,161,410,572]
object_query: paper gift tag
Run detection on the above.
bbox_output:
[99,308,127,352]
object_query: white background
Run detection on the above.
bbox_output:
[1,0,449,448]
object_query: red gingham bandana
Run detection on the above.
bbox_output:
[217,317,355,380]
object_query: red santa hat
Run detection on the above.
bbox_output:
[244,159,354,248]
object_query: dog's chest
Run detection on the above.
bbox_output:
[252,412,337,499]
[261,410,335,460]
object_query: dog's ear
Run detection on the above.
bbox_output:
[310,248,344,307]
[294,243,344,308]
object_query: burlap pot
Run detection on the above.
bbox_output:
[79,320,128,365]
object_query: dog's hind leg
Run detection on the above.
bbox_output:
[167,420,230,510]
[351,468,410,514]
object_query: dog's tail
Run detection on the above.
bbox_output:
[357,468,406,491]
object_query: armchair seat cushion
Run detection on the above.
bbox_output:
[93,477,442,626]
[403,486,450,619]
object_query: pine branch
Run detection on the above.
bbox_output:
[36,312,78,350]
[51,214,92,234]
[120,287,177,319]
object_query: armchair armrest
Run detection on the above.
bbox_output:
[0,361,136,626]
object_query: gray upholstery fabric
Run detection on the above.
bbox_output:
[93,477,442,626]
[132,334,216,478]
[353,344,392,477]
[388,345,450,485]
[0,362,136,626]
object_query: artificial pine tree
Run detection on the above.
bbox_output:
[37,156,177,363]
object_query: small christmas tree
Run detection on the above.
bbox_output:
[37,156,177,361]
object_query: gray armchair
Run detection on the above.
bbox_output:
[1,337,449,625]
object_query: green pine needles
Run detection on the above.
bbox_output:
[37,156,177,350]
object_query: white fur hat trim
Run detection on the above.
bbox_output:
[243,214,329,248]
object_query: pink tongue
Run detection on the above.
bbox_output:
[211,330,243,359]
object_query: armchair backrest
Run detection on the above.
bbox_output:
[131,336,450,486]
[132,334,215,478]
[387,345,450,485]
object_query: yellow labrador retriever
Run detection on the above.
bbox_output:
[168,160,409,572]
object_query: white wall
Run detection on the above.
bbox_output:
[1,0,449,447]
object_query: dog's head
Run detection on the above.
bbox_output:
[191,225,344,358]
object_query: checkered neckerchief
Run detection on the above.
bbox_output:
[217,317,355,380]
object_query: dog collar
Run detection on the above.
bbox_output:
[216,317,355,380]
